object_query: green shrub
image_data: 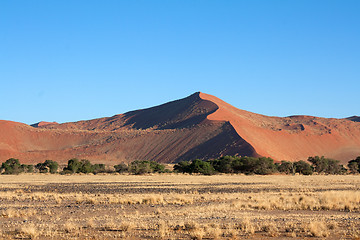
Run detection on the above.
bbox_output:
[209,156,277,175]
[63,158,82,173]
[62,158,107,174]
[35,160,59,173]
[78,159,93,173]
[25,164,34,173]
[1,158,23,174]
[294,160,313,175]
[348,156,360,174]
[189,159,215,175]
[128,160,165,175]
[114,163,128,173]
[173,161,191,173]
[209,156,235,173]
[149,161,165,173]
[253,157,277,175]
[308,156,345,174]
[278,161,295,174]
[93,164,106,174]
[174,159,215,175]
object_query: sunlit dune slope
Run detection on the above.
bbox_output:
[199,92,360,162]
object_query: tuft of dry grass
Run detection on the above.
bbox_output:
[307,221,329,237]
[86,218,96,228]
[18,224,39,239]
[158,220,169,239]
[63,221,79,233]
[235,218,255,235]
[206,224,222,239]
[261,222,278,237]
[118,222,135,232]
[190,227,205,240]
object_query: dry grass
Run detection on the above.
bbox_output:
[0,174,359,239]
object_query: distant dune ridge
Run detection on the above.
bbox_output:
[1,92,360,164]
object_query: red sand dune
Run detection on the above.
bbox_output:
[1,92,359,164]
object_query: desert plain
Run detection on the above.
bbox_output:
[0,174,359,239]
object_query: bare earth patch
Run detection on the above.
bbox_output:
[0,174,359,239]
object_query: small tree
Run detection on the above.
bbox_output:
[173,161,191,173]
[186,159,215,175]
[63,158,82,173]
[348,156,360,174]
[25,164,34,173]
[308,156,344,174]
[254,157,277,175]
[209,156,236,173]
[308,156,327,173]
[47,160,59,174]
[149,161,165,173]
[294,160,313,175]
[93,164,106,174]
[129,161,153,175]
[278,161,295,174]
[35,160,59,173]
[128,160,166,175]
[114,163,128,173]
[231,157,245,173]
[78,160,93,173]
[1,158,22,174]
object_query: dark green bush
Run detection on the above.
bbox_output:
[207,156,277,175]
[209,156,235,173]
[63,158,82,173]
[308,156,346,174]
[129,160,166,175]
[62,158,104,174]
[35,160,59,173]
[293,160,313,175]
[114,163,129,173]
[253,157,277,175]
[189,159,215,175]
[92,164,106,174]
[174,159,215,175]
[173,161,191,173]
[278,161,295,174]
[24,164,34,173]
[78,159,93,173]
[1,158,23,174]
[348,156,360,174]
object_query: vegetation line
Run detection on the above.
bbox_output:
[1,155,360,175]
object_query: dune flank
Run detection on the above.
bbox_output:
[0,92,359,164]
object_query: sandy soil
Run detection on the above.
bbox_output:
[0,174,359,239]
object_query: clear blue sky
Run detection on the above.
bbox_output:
[1,0,359,124]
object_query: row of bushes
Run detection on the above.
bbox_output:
[1,156,360,175]
[0,158,169,175]
[174,155,358,175]
[114,161,170,175]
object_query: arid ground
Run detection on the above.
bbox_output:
[0,174,360,239]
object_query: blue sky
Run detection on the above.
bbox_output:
[1,0,359,124]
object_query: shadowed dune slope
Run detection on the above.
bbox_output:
[1,92,359,164]
[0,93,257,164]
[347,116,360,122]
